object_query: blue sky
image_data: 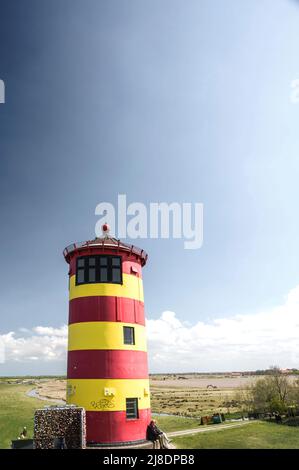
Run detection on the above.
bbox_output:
[1,0,299,374]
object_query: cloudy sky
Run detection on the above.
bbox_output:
[1,0,299,375]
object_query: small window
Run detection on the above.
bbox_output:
[100,257,107,266]
[77,270,85,284]
[123,326,135,345]
[112,267,121,283]
[100,267,108,282]
[88,267,96,282]
[110,256,121,284]
[112,257,120,266]
[76,258,86,284]
[126,398,138,419]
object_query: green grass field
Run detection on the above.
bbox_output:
[172,422,299,449]
[0,383,54,449]
[153,415,201,432]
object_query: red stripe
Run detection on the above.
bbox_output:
[69,296,145,325]
[67,350,149,379]
[69,250,143,277]
[86,409,151,444]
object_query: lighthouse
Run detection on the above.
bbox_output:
[63,225,151,446]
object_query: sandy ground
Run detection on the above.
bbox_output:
[35,380,66,401]
[150,376,260,389]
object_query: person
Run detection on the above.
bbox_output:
[146,419,171,449]
[19,427,27,439]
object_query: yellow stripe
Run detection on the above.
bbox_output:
[68,321,147,352]
[66,378,150,411]
[69,273,144,302]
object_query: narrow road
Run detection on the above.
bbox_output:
[168,420,256,438]
[26,388,65,405]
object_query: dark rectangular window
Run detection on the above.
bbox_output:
[77,269,85,284]
[76,258,85,284]
[126,398,139,419]
[123,326,135,345]
[112,267,121,283]
[100,257,107,266]
[100,267,108,282]
[76,255,122,285]
[112,257,120,266]
[88,257,96,282]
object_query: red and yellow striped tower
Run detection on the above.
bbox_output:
[63,225,151,446]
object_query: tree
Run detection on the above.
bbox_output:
[250,366,292,413]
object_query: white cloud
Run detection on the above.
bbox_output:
[33,326,68,337]
[146,285,299,372]
[1,284,299,372]
[0,327,67,363]
[0,337,4,364]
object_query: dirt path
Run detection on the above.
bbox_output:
[168,420,255,438]
[26,388,65,405]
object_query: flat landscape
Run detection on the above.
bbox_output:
[151,373,257,416]
[1,374,299,449]
[1,373,258,418]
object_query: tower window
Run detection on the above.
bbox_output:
[126,398,139,419]
[123,326,135,345]
[88,257,96,282]
[76,255,122,285]
[76,258,85,284]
